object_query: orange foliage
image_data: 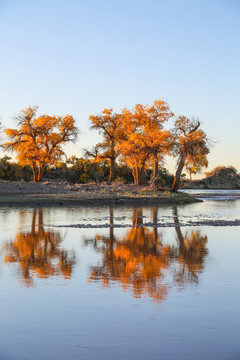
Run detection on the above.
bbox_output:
[172,116,210,191]
[117,100,173,184]
[4,106,78,182]
[89,108,122,181]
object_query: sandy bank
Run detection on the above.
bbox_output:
[0,181,199,206]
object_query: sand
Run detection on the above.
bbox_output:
[0,180,198,206]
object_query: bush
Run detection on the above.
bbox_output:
[0,157,32,181]
[205,166,239,178]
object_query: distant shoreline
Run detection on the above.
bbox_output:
[182,189,240,200]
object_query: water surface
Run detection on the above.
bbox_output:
[0,199,240,360]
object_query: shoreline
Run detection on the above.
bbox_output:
[0,192,200,207]
[0,181,200,207]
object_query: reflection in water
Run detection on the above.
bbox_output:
[173,206,208,285]
[3,209,76,286]
[87,207,208,303]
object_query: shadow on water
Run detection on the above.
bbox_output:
[3,208,76,286]
[86,206,208,303]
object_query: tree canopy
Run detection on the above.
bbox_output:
[171,116,210,192]
[117,100,173,185]
[3,106,78,182]
[0,100,212,189]
[88,108,122,182]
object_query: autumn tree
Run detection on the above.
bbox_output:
[185,153,208,180]
[137,100,173,186]
[117,100,173,185]
[88,108,122,182]
[171,116,210,192]
[3,106,78,182]
[117,107,149,185]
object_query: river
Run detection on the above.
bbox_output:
[0,193,239,359]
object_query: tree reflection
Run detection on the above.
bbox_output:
[3,209,76,286]
[173,206,208,285]
[87,206,208,303]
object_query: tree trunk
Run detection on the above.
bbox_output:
[171,155,186,192]
[138,166,144,185]
[150,156,159,188]
[32,162,38,182]
[37,165,44,182]
[133,166,144,185]
[132,167,137,184]
[131,163,145,185]
[109,158,115,182]
[153,158,158,181]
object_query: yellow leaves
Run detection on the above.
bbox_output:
[88,100,178,184]
[102,108,113,116]
[115,100,173,183]
[58,115,76,133]
[173,116,210,183]
[3,106,78,181]
[5,128,19,137]
[89,109,121,139]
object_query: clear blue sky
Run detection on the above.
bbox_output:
[0,0,239,175]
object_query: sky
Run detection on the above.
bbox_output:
[0,0,239,176]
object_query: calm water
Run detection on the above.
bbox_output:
[0,197,240,360]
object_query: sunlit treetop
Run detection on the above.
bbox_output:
[3,106,78,182]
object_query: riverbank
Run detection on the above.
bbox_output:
[0,181,199,206]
